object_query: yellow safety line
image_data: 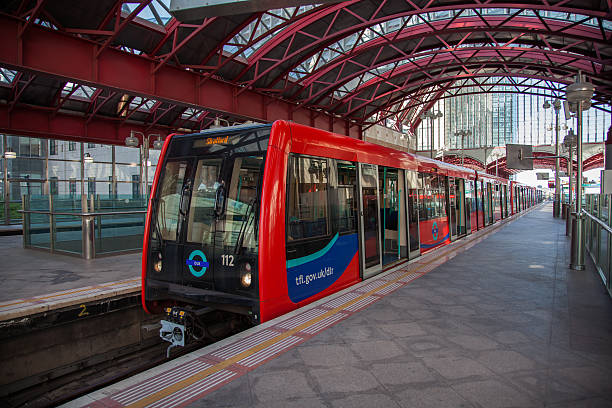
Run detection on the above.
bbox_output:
[0,278,140,309]
[123,207,532,408]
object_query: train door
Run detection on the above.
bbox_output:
[478,181,485,228]
[455,178,467,237]
[502,185,507,218]
[484,183,493,225]
[379,167,402,266]
[405,170,420,259]
[489,183,495,223]
[358,163,382,278]
[448,177,457,241]
[467,180,477,233]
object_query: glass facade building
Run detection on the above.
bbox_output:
[415,93,611,153]
[1,134,160,224]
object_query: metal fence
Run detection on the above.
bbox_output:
[21,194,147,259]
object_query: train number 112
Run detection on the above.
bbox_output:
[221,254,234,266]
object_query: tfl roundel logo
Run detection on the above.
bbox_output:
[432,221,439,241]
[186,250,209,277]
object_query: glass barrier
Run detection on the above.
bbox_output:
[583,194,612,298]
[54,213,84,255]
[95,212,145,255]
[21,194,147,258]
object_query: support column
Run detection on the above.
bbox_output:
[2,134,8,225]
[553,100,561,218]
[570,101,585,270]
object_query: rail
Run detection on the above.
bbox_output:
[20,194,148,259]
[581,194,612,297]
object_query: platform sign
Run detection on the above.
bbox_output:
[536,172,549,180]
[506,144,533,170]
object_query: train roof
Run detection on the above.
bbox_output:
[284,121,478,180]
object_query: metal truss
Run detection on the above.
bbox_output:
[0,0,609,139]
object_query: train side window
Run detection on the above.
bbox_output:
[286,155,330,241]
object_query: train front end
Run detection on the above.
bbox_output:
[142,124,272,350]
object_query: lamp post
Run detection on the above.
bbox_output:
[566,76,594,271]
[563,129,577,234]
[126,131,163,199]
[544,99,562,218]
[455,130,471,166]
[420,110,443,159]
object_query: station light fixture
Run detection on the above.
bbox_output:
[153,135,164,150]
[83,152,94,163]
[125,131,141,147]
[3,148,16,159]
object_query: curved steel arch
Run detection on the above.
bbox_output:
[235,4,610,93]
[321,53,595,111]
[342,69,579,122]
[288,24,607,107]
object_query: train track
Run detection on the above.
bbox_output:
[2,324,247,408]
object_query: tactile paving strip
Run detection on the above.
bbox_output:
[111,360,213,405]
[211,329,282,360]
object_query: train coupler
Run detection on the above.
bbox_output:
[160,307,192,357]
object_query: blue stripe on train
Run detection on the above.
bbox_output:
[286,233,358,303]
[420,233,450,249]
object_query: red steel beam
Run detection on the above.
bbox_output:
[0,15,360,138]
[0,104,171,145]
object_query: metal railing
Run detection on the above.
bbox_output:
[20,194,147,259]
[582,194,612,297]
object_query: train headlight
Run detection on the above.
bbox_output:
[153,253,163,273]
[240,263,252,288]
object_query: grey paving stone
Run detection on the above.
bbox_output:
[546,397,612,408]
[397,386,475,408]
[448,334,500,351]
[438,305,477,317]
[554,366,612,396]
[476,349,536,373]
[370,361,437,385]
[309,366,380,394]
[422,355,494,379]
[452,379,538,408]
[349,339,407,362]
[330,393,401,408]
[250,369,317,402]
[492,330,532,344]
[297,344,358,367]
[379,322,427,338]
[329,322,387,342]
[254,397,330,408]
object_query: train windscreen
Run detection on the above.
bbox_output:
[148,125,270,296]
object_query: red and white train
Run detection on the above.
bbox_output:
[142,121,542,347]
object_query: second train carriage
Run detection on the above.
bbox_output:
[143,121,542,347]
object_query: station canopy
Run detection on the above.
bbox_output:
[0,0,610,142]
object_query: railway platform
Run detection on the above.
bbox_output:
[0,234,139,320]
[63,203,612,408]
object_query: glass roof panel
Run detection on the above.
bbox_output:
[0,68,17,86]
[291,8,606,80]
[61,82,98,101]
[181,107,202,120]
[124,0,173,27]
[225,5,318,60]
